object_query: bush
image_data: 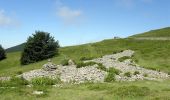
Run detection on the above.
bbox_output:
[143,73,148,77]
[31,77,61,86]
[80,56,94,61]
[20,31,59,65]
[104,67,120,82]
[61,59,69,66]
[96,63,107,71]
[124,72,131,77]
[107,67,121,75]
[118,56,131,62]
[0,45,6,61]
[76,62,97,68]
[16,70,23,75]
[133,71,140,75]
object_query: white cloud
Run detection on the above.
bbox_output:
[56,0,83,25]
[0,9,20,27]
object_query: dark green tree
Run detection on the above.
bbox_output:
[21,31,59,65]
[0,45,6,61]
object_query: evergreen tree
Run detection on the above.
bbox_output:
[0,45,6,61]
[21,31,59,65]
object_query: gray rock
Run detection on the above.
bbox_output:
[42,60,57,71]
[68,59,75,65]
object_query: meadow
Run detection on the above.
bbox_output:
[0,38,170,76]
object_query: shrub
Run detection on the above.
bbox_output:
[133,71,140,75]
[76,62,97,68]
[118,56,131,62]
[31,77,61,86]
[80,56,94,61]
[104,72,115,82]
[104,67,120,82]
[20,31,59,65]
[124,72,131,77]
[143,73,148,77]
[0,45,6,61]
[107,67,121,75]
[96,63,107,71]
[61,59,69,66]
[16,70,23,75]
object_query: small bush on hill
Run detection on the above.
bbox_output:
[133,71,140,75]
[124,72,131,77]
[80,56,95,61]
[107,67,121,75]
[96,63,107,71]
[20,31,59,65]
[0,45,6,61]
[61,59,69,66]
[31,77,61,86]
[76,62,97,68]
[143,73,148,77]
[104,67,120,82]
[118,56,131,62]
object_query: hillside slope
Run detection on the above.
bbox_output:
[0,38,170,76]
[131,27,170,37]
[5,43,25,53]
[6,27,170,53]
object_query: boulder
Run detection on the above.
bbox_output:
[68,59,75,65]
[42,59,57,71]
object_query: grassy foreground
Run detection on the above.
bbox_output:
[0,38,170,76]
[1,80,170,100]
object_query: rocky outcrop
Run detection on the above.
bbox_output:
[20,50,169,83]
[57,64,106,84]
[42,59,57,71]
[86,50,169,81]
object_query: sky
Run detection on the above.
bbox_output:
[0,0,170,49]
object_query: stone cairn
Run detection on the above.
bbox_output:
[42,59,57,71]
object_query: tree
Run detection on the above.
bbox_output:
[20,31,59,65]
[0,45,6,61]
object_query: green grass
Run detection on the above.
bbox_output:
[118,56,131,62]
[131,27,170,37]
[1,80,170,100]
[1,38,170,76]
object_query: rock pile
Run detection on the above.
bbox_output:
[86,50,169,81]
[0,77,11,81]
[20,50,170,83]
[57,64,106,83]
[42,59,57,71]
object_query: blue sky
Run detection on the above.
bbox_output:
[0,0,170,48]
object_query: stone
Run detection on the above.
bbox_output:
[68,59,75,65]
[0,77,11,81]
[33,91,44,95]
[42,60,57,71]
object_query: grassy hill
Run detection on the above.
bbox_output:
[5,43,25,53]
[1,27,170,100]
[0,38,170,76]
[131,27,170,37]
